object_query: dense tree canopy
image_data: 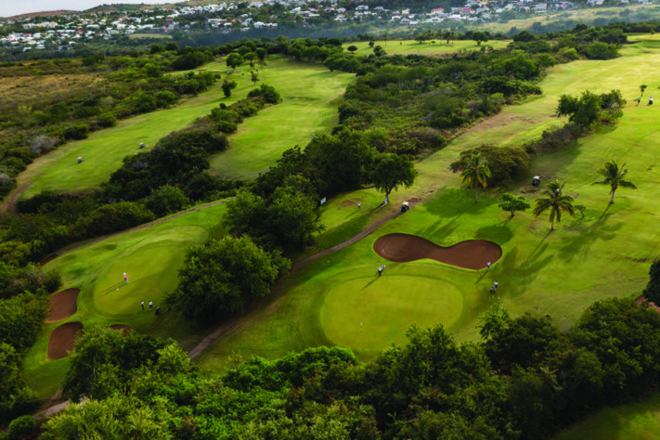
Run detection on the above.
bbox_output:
[166,236,290,324]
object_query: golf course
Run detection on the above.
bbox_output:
[11,33,660,438]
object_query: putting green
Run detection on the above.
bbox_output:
[94,241,185,315]
[320,273,463,349]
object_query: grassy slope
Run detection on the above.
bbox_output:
[347,39,509,56]
[9,56,350,201]
[554,393,660,440]
[211,59,354,179]
[196,38,660,372]
[23,203,227,397]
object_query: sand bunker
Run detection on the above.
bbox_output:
[48,322,83,360]
[46,288,80,323]
[373,233,502,270]
[110,324,131,335]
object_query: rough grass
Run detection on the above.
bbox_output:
[23,203,227,397]
[195,37,660,373]
[346,39,510,56]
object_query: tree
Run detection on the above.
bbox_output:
[444,31,455,45]
[166,236,290,324]
[557,90,601,127]
[643,257,660,304]
[498,193,530,217]
[222,79,237,98]
[251,70,259,85]
[256,47,267,62]
[368,41,375,48]
[532,180,575,231]
[640,84,647,96]
[225,53,244,70]
[370,154,416,205]
[373,45,386,57]
[145,185,189,217]
[267,186,325,249]
[592,160,637,204]
[472,31,489,45]
[347,45,358,54]
[460,154,491,203]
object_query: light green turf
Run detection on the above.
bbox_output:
[346,39,510,56]
[211,59,354,179]
[10,57,352,201]
[553,393,660,440]
[195,37,660,372]
[320,273,464,349]
[23,203,227,397]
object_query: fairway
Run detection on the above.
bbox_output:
[320,273,464,349]
[211,60,354,179]
[196,36,660,374]
[345,39,510,56]
[10,57,353,200]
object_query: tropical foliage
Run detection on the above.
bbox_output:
[532,180,575,231]
[460,154,492,203]
[593,159,637,204]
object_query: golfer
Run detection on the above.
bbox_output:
[487,261,491,271]
[149,301,153,310]
[123,272,128,283]
[141,300,144,310]
[494,281,499,290]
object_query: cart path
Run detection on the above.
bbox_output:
[39,199,228,265]
[33,205,408,420]
[7,182,33,217]
[187,207,406,360]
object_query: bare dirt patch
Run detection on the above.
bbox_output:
[46,288,80,323]
[48,322,83,360]
[110,324,131,335]
[636,295,660,314]
[373,233,502,270]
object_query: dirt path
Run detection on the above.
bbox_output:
[40,199,227,265]
[187,207,406,360]
[7,182,32,217]
[33,204,409,419]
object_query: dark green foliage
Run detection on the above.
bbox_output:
[644,258,660,304]
[170,48,213,70]
[73,202,155,238]
[247,83,281,103]
[225,53,244,70]
[513,31,536,42]
[62,123,90,141]
[370,153,416,202]
[222,78,237,97]
[7,415,36,440]
[557,90,625,127]
[498,193,531,217]
[472,31,489,45]
[0,293,48,354]
[62,326,171,402]
[145,185,189,217]
[451,145,531,187]
[0,344,39,427]
[166,236,290,324]
[585,41,619,60]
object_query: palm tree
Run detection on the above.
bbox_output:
[461,154,491,203]
[593,160,637,204]
[533,180,575,231]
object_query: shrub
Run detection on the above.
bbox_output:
[247,84,281,104]
[155,91,178,108]
[8,415,36,440]
[75,202,155,238]
[644,257,660,304]
[95,114,117,128]
[146,186,189,217]
[62,124,90,141]
[30,135,58,154]
[586,42,619,60]
[451,145,531,186]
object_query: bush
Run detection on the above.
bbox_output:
[247,84,281,104]
[75,202,155,238]
[30,135,58,154]
[95,114,117,128]
[8,415,36,440]
[62,124,90,141]
[585,42,619,60]
[145,186,189,217]
[644,257,660,304]
[451,145,531,186]
[155,91,178,108]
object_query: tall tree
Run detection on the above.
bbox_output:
[225,53,244,70]
[460,154,491,203]
[370,154,416,205]
[593,160,637,204]
[532,180,575,231]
